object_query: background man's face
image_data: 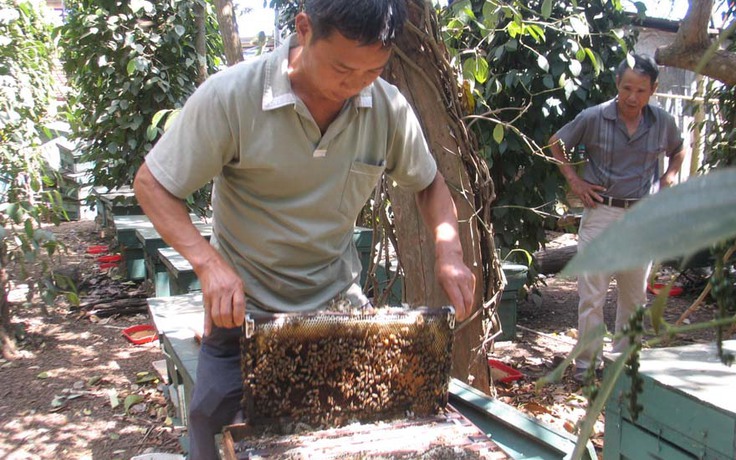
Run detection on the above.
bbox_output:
[616,68,657,119]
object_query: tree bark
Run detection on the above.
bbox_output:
[655,0,736,85]
[213,0,244,66]
[383,0,503,393]
[533,245,578,275]
[194,1,208,85]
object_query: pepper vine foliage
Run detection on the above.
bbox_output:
[59,0,225,194]
[1,0,68,324]
[699,2,735,363]
[440,0,638,257]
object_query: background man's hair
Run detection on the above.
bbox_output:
[304,0,406,46]
[616,54,659,86]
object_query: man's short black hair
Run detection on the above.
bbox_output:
[304,0,406,46]
[616,54,659,87]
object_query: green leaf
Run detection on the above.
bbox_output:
[174,25,185,37]
[151,109,169,128]
[542,74,554,89]
[585,48,601,75]
[569,15,589,37]
[563,168,736,276]
[126,59,136,76]
[473,57,490,84]
[575,47,586,62]
[163,110,181,131]
[537,54,549,72]
[37,371,50,379]
[124,394,144,413]
[541,0,553,19]
[493,123,505,144]
[129,0,152,14]
[626,53,636,69]
[7,203,21,224]
[569,59,582,77]
[146,124,159,141]
[24,219,34,239]
[136,372,157,384]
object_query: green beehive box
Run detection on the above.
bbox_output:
[604,341,736,459]
[497,263,528,341]
[353,226,373,286]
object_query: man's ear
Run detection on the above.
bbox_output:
[295,12,311,45]
[651,81,659,94]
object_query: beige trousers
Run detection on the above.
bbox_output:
[575,205,651,369]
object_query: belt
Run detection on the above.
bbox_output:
[600,195,639,209]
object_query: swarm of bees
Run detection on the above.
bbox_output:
[240,307,455,433]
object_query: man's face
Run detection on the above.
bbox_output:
[296,15,392,103]
[615,68,657,119]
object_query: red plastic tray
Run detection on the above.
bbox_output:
[488,358,523,383]
[97,254,122,263]
[648,283,683,297]
[122,324,158,345]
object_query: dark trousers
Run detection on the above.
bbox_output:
[187,326,243,460]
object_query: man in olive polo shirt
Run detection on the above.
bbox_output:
[550,54,685,382]
[133,1,475,458]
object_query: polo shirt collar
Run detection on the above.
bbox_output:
[262,34,374,112]
[605,97,659,124]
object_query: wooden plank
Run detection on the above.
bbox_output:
[222,408,509,459]
[158,247,200,294]
[147,293,204,425]
[136,223,212,295]
[112,214,152,248]
[449,379,596,459]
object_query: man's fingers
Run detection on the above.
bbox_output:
[232,290,246,327]
[203,298,213,336]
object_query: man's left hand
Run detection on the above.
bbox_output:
[435,256,476,321]
[660,171,678,189]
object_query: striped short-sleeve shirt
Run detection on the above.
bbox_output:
[554,99,683,199]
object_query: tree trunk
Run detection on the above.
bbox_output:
[194,1,208,85]
[656,0,736,85]
[213,0,244,66]
[383,0,503,393]
[533,245,578,275]
[0,266,17,359]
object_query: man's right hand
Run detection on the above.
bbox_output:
[133,163,246,336]
[569,176,606,208]
[194,252,246,336]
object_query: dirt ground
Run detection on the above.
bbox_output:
[0,220,724,459]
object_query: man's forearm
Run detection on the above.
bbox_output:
[665,148,686,176]
[415,172,463,259]
[550,136,581,185]
[133,162,219,272]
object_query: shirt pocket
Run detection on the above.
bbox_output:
[339,161,385,219]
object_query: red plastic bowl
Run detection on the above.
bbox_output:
[86,245,109,254]
[122,324,158,345]
[488,358,523,383]
[648,283,684,297]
